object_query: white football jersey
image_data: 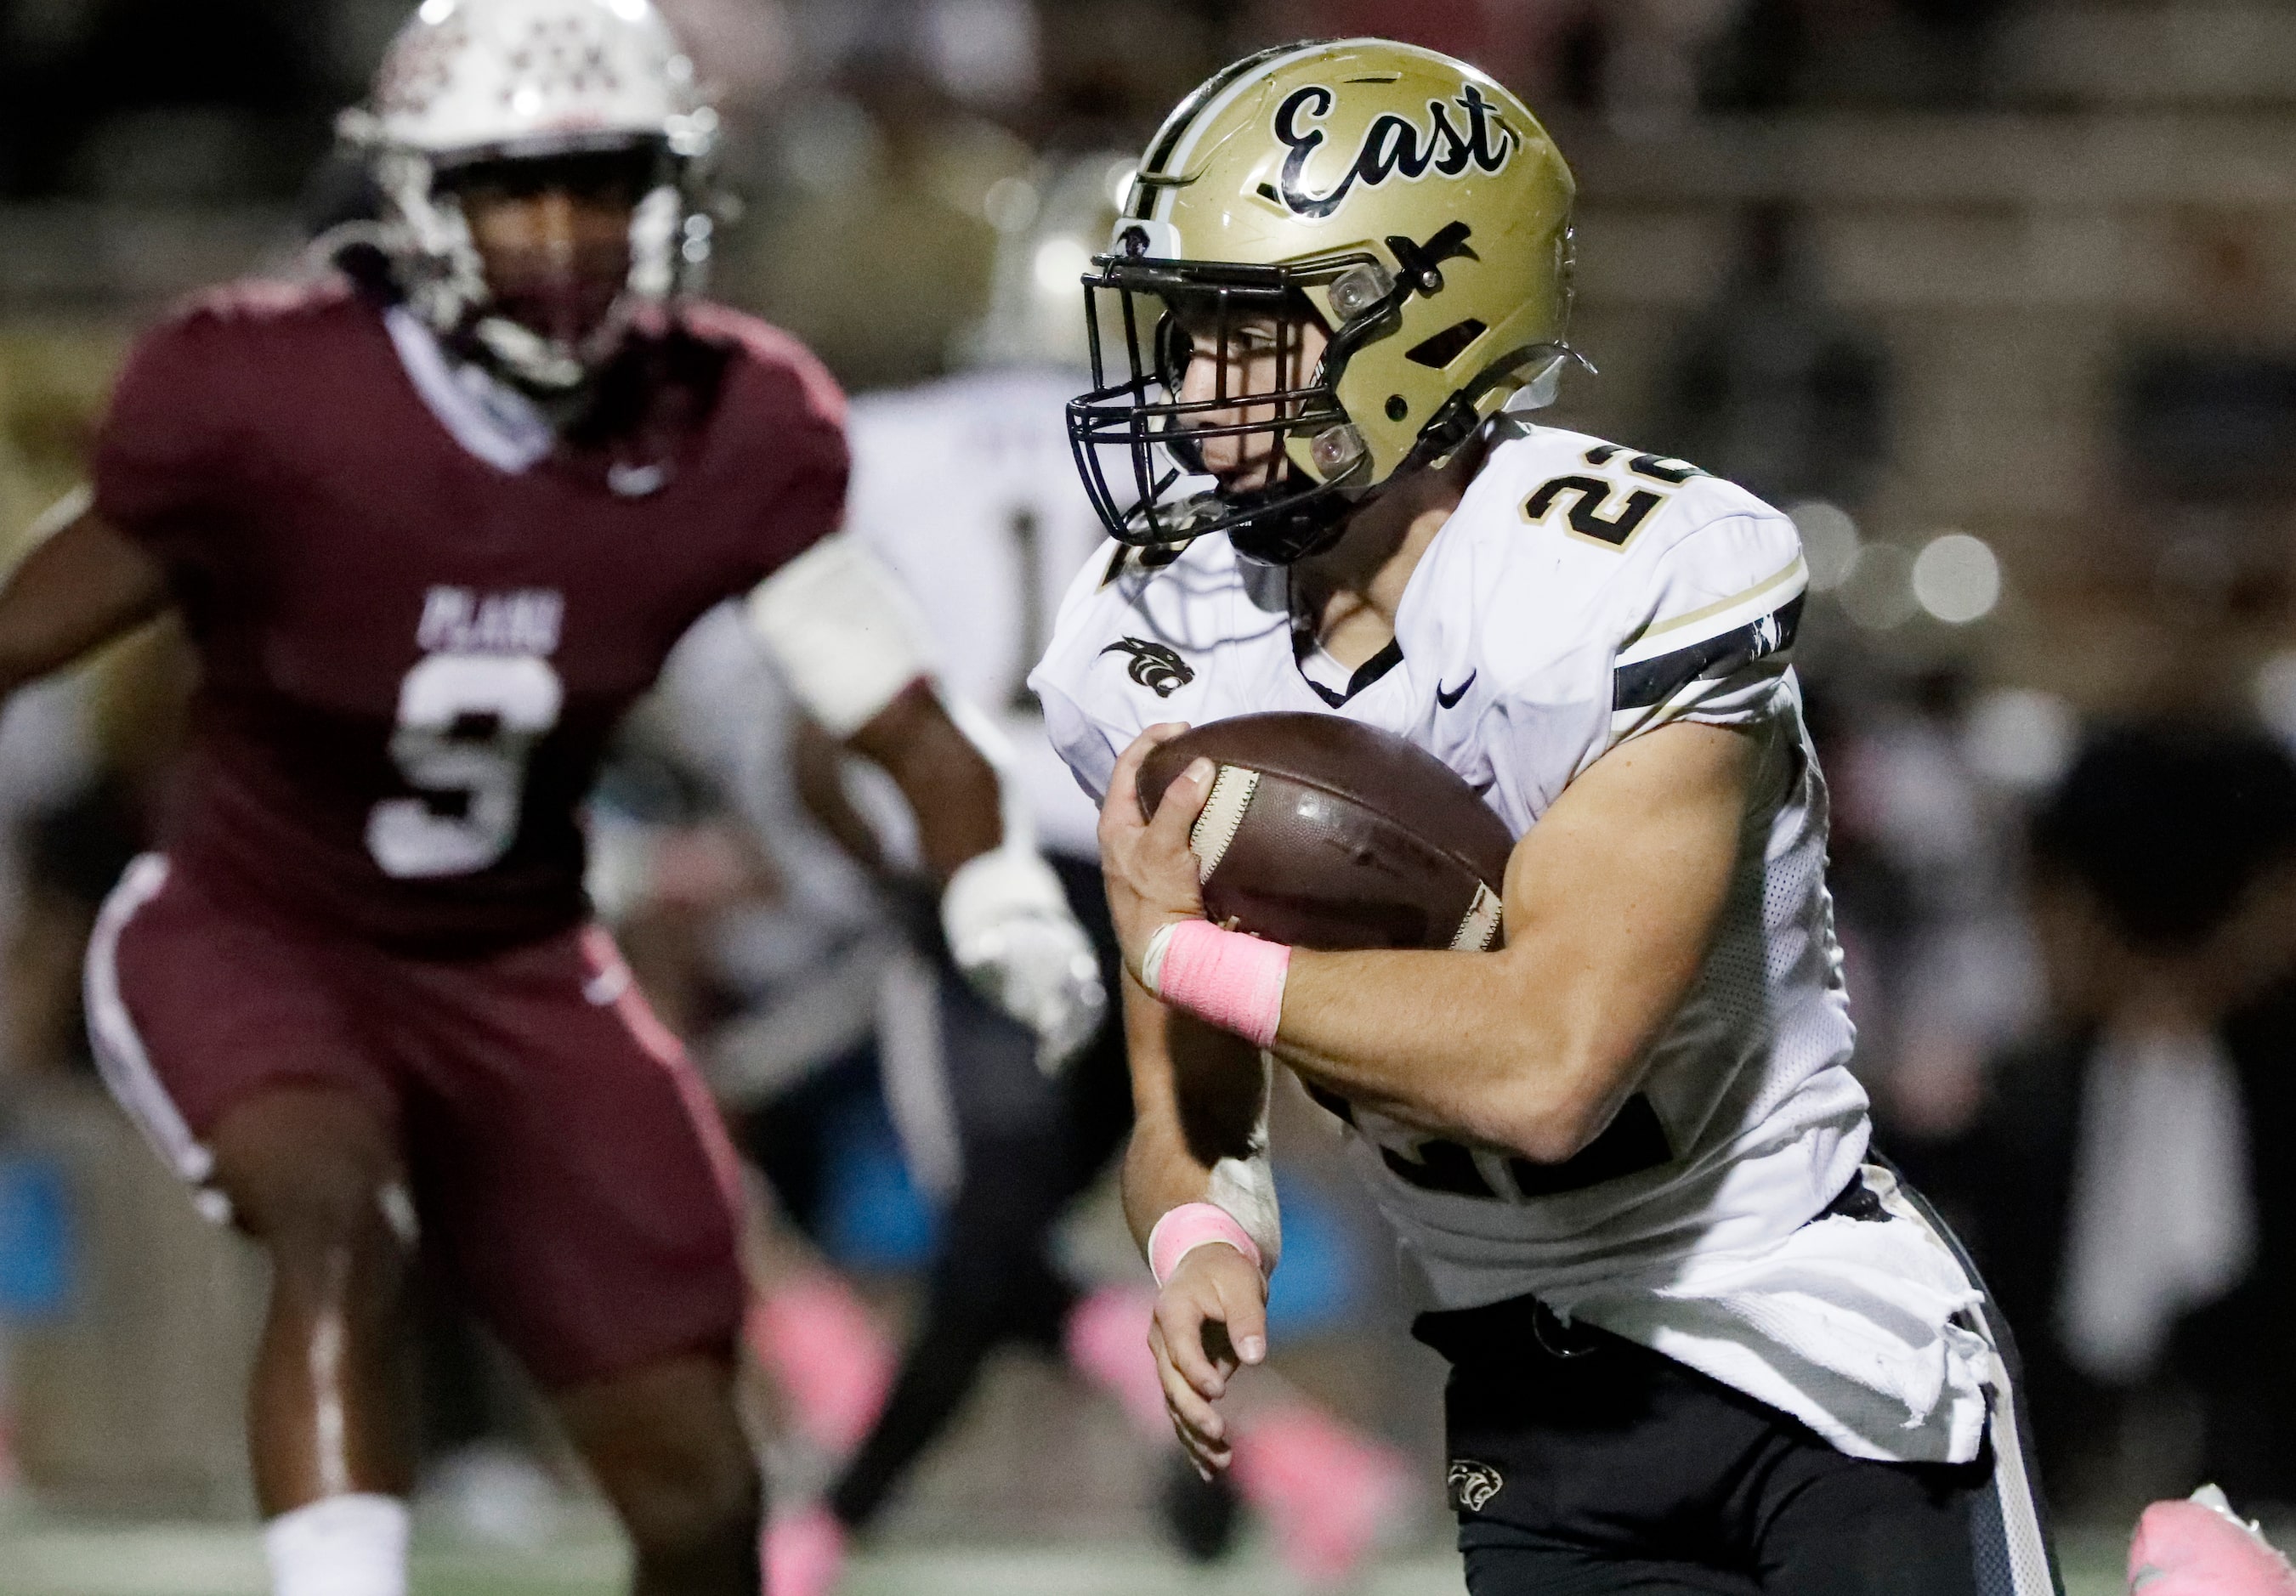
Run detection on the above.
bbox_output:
[843,367,1110,861]
[1030,420,1998,1464]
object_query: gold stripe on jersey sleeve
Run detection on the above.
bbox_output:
[1617,552,1806,656]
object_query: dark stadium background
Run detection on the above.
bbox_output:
[3,0,2295,1591]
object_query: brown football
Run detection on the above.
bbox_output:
[1137,713,1515,953]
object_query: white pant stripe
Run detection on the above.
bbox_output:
[83,854,220,1203]
[1972,1292,2060,1596]
[1891,1169,2063,1596]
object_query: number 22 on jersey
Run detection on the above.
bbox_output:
[366,652,564,879]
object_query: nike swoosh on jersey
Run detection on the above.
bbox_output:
[1436,671,1477,709]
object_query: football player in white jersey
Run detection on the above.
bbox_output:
[761,155,1407,1595]
[1029,39,2065,1596]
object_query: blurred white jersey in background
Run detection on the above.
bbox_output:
[844,365,1108,862]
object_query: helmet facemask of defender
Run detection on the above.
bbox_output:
[1069,39,1585,565]
[339,0,721,396]
[430,142,671,386]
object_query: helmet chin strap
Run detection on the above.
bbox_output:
[1223,465,1369,566]
[468,314,590,395]
[1224,387,1507,567]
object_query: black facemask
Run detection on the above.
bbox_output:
[1065,226,1500,566]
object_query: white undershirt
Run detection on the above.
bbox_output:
[382,308,551,475]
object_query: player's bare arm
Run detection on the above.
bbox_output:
[0,505,172,699]
[1100,750,1281,1480]
[1114,971,1270,1476]
[839,677,1002,883]
[1103,713,1755,1473]
[1276,722,1755,1156]
[1103,717,1759,1163]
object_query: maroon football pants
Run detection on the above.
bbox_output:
[85,853,746,1389]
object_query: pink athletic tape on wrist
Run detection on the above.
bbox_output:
[1148,919,1290,1050]
[1148,1202,1265,1287]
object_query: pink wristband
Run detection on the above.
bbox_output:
[1142,919,1290,1050]
[1148,1202,1265,1286]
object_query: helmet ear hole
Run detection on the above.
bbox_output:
[1404,318,1488,371]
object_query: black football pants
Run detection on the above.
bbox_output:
[825,855,1136,1529]
[1418,1205,2063,1596]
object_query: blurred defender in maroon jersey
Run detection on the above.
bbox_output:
[0,4,1104,1596]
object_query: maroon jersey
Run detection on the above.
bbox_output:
[94,277,846,952]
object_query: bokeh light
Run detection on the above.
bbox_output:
[2253,651,2296,750]
[1838,542,1917,630]
[1964,687,2078,792]
[1789,500,1859,591]
[1911,533,2002,625]
[1032,235,1091,294]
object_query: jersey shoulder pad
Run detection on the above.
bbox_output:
[128,274,362,388]
[1561,444,1806,736]
[1411,425,1804,712]
[168,272,359,332]
[96,277,361,533]
[673,305,850,579]
[680,300,847,433]
[1478,422,1777,558]
[1472,423,1800,616]
[1081,526,1250,613]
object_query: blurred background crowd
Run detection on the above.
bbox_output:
[3,0,2296,1579]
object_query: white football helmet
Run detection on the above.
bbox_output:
[960,152,1131,371]
[337,0,722,392]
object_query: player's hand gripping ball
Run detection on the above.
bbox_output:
[1103,712,1515,982]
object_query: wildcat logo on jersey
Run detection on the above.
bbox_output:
[1447,1459,1505,1513]
[417,586,564,656]
[1101,637,1193,698]
[1273,83,1517,220]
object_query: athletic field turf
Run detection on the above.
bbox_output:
[0,1510,2133,1596]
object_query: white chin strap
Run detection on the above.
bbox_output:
[470,316,587,393]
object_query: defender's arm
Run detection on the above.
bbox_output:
[0,504,173,699]
[840,678,1001,882]
[748,534,1104,1065]
[746,530,1003,879]
[1102,718,1759,1164]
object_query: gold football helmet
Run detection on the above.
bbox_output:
[1068,38,1581,563]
